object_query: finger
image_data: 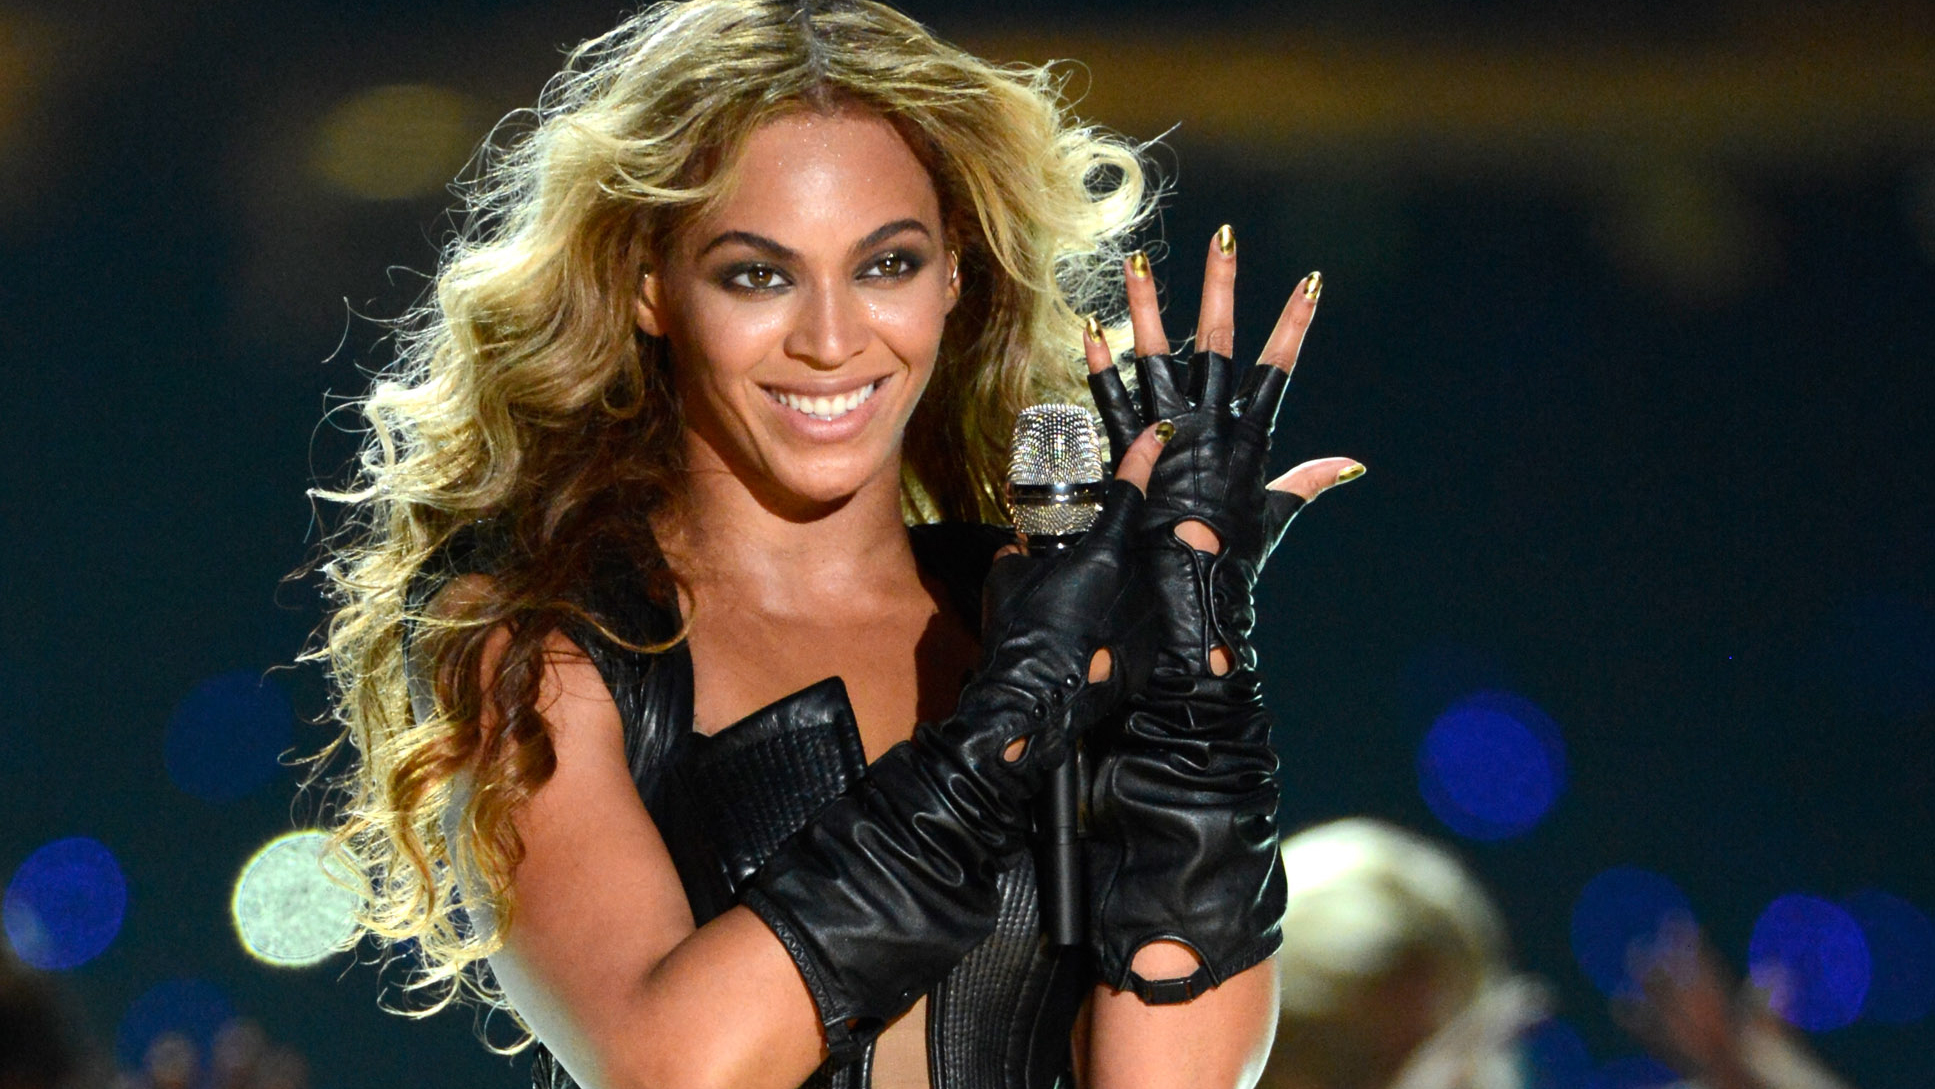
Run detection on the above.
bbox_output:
[1125,251,1168,357]
[1234,363,1290,431]
[1255,270,1321,379]
[1084,317,1141,466]
[1252,489,1306,576]
[1270,457,1364,502]
[1111,422,1168,494]
[1134,342,1190,420]
[1194,224,1237,357]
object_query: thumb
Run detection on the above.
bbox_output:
[1110,421,1171,494]
[1269,456,1365,503]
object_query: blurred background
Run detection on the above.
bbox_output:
[1,0,1931,1086]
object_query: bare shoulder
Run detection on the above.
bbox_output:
[443,596,702,1077]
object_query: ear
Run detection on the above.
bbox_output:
[634,269,667,337]
[943,248,961,315]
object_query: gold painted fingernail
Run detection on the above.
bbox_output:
[1215,224,1235,256]
[1337,462,1366,483]
[1084,313,1105,343]
[1154,420,1176,444]
[1128,251,1151,279]
[1303,271,1323,301]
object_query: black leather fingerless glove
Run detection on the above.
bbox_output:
[740,480,1156,1059]
[1092,349,1304,672]
[1083,669,1285,1002]
[1080,350,1303,1003]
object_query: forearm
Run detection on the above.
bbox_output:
[1083,959,1280,1089]
[492,901,828,1089]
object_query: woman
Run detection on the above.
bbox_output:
[312,2,1357,1087]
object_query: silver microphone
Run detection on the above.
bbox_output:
[1004,402,1107,948]
[1006,404,1107,552]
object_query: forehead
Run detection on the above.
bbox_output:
[686,109,942,248]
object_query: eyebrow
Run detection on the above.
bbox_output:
[695,218,934,261]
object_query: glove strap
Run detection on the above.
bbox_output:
[1123,963,1218,1006]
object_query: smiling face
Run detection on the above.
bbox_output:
[636,107,958,516]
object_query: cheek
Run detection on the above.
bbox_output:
[869,283,953,366]
[671,298,786,389]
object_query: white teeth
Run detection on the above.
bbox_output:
[770,379,880,421]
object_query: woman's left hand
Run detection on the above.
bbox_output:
[1086,227,1363,671]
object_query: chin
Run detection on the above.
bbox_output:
[759,445,901,510]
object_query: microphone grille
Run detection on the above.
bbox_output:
[1007,404,1106,539]
[1008,404,1103,486]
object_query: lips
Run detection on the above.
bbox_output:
[763,378,884,421]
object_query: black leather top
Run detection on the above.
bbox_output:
[420,522,1087,1089]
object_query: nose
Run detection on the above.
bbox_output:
[783,280,871,370]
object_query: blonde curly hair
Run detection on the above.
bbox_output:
[308,0,1155,1029]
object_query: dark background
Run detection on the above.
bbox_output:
[1,1,1931,1086]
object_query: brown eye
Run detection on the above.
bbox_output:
[862,251,924,281]
[725,264,788,291]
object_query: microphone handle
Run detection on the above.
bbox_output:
[1023,531,1086,947]
[1042,754,1084,946]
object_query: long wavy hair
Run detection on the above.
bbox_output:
[309,0,1154,1028]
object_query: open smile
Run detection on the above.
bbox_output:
[762,378,886,422]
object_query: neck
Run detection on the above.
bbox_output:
[654,433,924,619]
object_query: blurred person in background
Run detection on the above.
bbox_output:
[309,1,1357,1088]
[0,944,87,1089]
[112,1022,308,1089]
[1615,920,1855,1089]
[1259,819,1548,1089]
[1,946,304,1089]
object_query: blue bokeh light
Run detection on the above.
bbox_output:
[1418,690,1566,840]
[165,670,293,803]
[3,837,127,970]
[1521,1017,1592,1089]
[1569,866,1692,995]
[1587,1056,1678,1089]
[116,978,237,1070]
[1846,889,1935,1024]
[1749,894,1870,1031]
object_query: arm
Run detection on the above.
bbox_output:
[1079,229,1361,1088]
[476,629,827,1089]
[1085,958,1280,1089]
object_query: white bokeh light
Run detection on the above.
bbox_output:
[230,831,359,967]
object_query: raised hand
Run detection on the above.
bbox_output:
[1086,228,1361,671]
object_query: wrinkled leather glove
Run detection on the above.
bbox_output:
[741,479,1157,1059]
[1092,349,1303,672]
[1079,350,1298,1003]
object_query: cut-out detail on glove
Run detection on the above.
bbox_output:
[742,479,1158,1058]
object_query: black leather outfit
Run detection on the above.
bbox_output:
[427,523,1091,1089]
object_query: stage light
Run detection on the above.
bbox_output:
[3,836,126,970]
[1522,1017,1592,1089]
[310,84,482,201]
[165,670,292,803]
[1846,889,1935,1024]
[1587,1055,1677,1089]
[230,831,359,968]
[1749,894,1870,1031]
[1417,690,1565,840]
[115,978,235,1071]
[1569,866,1691,995]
